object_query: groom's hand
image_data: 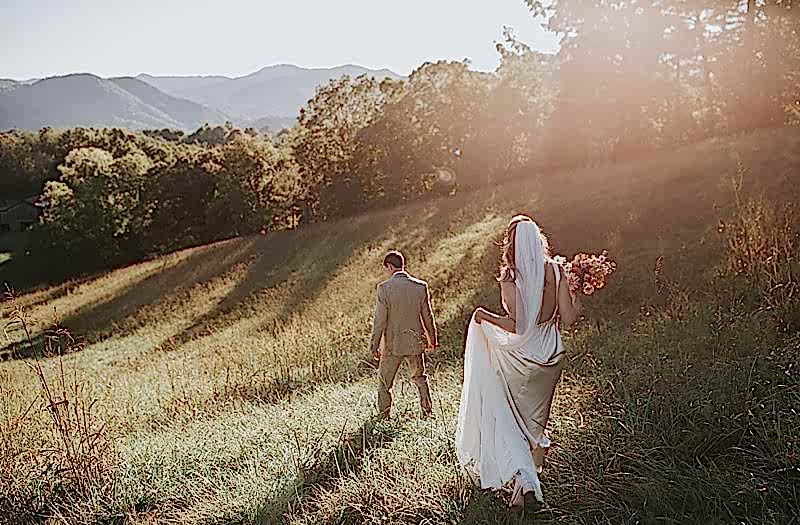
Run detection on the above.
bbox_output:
[372,349,381,362]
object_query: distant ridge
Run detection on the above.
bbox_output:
[136,64,403,121]
[0,74,228,131]
[110,77,229,130]
[0,65,402,132]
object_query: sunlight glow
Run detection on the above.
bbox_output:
[1,0,560,79]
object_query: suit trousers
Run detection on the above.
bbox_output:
[377,353,432,418]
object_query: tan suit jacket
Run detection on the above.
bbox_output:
[369,272,437,357]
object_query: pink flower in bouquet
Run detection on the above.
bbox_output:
[567,272,581,293]
[555,250,616,296]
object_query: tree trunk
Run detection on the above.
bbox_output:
[740,0,758,131]
[696,20,716,135]
[762,1,792,127]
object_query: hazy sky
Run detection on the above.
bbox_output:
[1,0,560,80]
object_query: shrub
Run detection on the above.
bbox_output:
[719,164,800,332]
[0,297,117,523]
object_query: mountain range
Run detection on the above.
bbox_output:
[0,65,402,133]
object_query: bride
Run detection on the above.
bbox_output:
[455,214,583,509]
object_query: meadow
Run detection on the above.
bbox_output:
[1,127,799,524]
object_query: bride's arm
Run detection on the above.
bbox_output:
[475,281,517,333]
[475,307,516,333]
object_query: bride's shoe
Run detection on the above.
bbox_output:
[508,482,524,510]
[509,491,539,511]
[508,479,541,512]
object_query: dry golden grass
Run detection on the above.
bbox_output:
[1,127,799,524]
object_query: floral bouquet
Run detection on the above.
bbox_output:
[553,251,616,296]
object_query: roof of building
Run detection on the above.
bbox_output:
[0,198,42,214]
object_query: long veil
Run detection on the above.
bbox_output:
[497,221,546,351]
[455,220,562,502]
[484,220,557,364]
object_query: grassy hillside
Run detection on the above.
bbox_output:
[2,128,799,524]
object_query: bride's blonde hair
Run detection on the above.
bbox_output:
[498,214,551,282]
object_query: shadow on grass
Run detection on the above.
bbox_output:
[3,213,388,360]
[0,238,253,358]
[459,486,556,525]
[12,275,96,312]
[250,418,401,525]
[0,332,56,361]
[158,213,394,353]
[22,198,460,361]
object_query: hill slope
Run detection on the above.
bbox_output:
[0,74,229,131]
[137,64,403,121]
[108,77,230,130]
[1,128,799,524]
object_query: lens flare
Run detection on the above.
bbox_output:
[436,167,456,184]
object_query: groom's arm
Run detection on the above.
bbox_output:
[421,283,438,349]
[368,284,388,357]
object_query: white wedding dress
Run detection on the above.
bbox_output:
[455,221,565,502]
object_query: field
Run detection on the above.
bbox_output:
[2,128,799,524]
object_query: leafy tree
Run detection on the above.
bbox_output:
[787,100,800,127]
[209,131,303,236]
[467,31,557,182]
[143,146,219,252]
[0,129,62,195]
[143,128,185,142]
[41,146,154,262]
[185,122,235,146]
[292,75,400,220]
[525,0,799,163]
[357,61,488,203]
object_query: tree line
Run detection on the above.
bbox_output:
[1,0,797,277]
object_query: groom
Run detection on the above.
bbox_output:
[368,250,438,419]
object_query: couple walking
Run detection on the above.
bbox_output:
[367,215,582,509]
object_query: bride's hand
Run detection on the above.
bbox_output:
[474,308,486,324]
[573,292,583,310]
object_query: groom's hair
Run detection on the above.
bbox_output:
[383,251,405,270]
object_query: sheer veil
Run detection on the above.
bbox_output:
[490,220,556,364]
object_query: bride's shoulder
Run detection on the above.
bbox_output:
[547,257,564,272]
[543,260,564,284]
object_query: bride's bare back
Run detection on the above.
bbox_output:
[501,263,560,326]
